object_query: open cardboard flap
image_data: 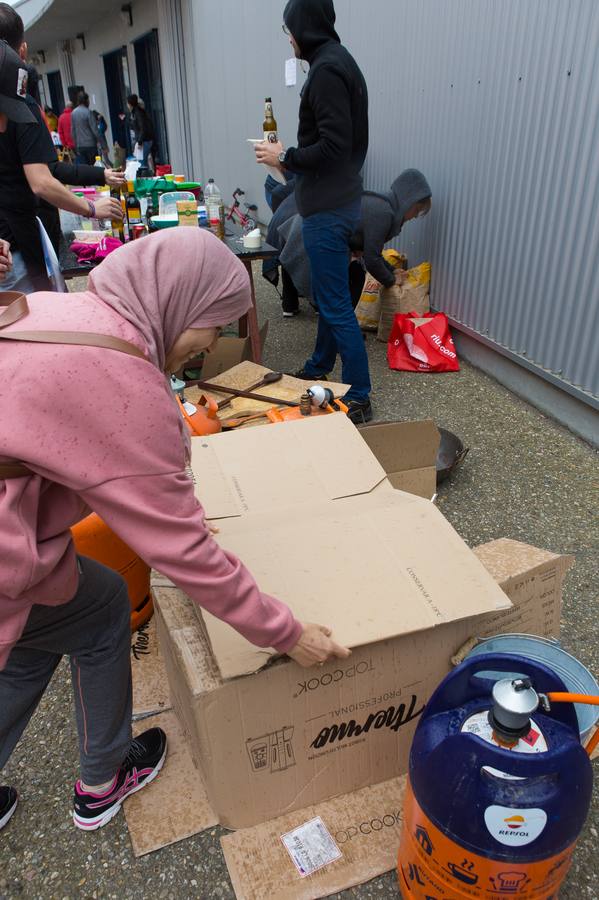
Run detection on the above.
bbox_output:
[190,415,510,679]
[190,413,388,521]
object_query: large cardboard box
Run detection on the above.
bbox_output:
[155,538,571,830]
[154,414,573,828]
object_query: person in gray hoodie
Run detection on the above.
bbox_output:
[267,168,431,306]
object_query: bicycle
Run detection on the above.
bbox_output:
[226,188,258,231]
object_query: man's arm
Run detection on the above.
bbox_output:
[48,160,125,189]
[362,212,397,287]
[23,163,122,220]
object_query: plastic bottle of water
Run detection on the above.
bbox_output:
[94,155,105,169]
[205,178,224,238]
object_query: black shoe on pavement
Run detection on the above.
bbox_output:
[344,398,373,425]
[73,727,167,831]
[291,368,329,381]
[0,786,18,831]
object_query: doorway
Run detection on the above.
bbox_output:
[46,70,65,114]
[133,29,169,165]
[102,46,132,153]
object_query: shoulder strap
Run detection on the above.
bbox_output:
[0,291,148,479]
[0,291,147,360]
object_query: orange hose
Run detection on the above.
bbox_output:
[547,692,599,705]
[585,728,599,757]
[546,693,599,758]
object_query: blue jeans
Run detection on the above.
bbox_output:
[0,251,37,294]
[142,140,153,169]
[302,200,371,402]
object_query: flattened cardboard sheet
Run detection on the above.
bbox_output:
[124,710,218,856]
[221,776,406,900]
[201,489,511,678]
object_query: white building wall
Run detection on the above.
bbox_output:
[33,0,160,147]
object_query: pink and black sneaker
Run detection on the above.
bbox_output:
[0,786,18,831]
[73,727,167,831]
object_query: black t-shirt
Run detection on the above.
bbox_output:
[0,96,56,251]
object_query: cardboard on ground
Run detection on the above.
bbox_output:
[189,413,511,679]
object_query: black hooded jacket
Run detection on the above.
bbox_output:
[282,0,368,217]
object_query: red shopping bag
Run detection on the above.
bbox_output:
[387,312,460,372]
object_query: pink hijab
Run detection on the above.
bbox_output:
[88,228,252,371]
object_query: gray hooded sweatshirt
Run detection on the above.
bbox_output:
[352,169,432,286]
[275,168,431,298]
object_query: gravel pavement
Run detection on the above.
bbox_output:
[1,267,597,899]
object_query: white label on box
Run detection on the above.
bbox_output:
[281,816,342,877]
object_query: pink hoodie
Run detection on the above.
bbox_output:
[0,229,302,670]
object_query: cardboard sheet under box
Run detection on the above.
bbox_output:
[221,776,407,900]
[156,524,571,830]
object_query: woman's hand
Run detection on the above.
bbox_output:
[104,168,126,188]
[394,268,408,286]
[287,622,351,668]
[0,239,12,281]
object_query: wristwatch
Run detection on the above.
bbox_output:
[278,150,287,166]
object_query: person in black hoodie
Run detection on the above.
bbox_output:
[256,0,372,423]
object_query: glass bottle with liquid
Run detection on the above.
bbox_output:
[110,186,127,242]
[263,97,278,144]
[126,181,142,226]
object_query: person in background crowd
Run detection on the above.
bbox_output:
[0,228,350,834]
[93,109,111,166]
[125,93,154,171]
[0,5,123,286]
[44,105,57,132]
[256,0,371,424]
[57,100,74,156]
[71,92,101,164]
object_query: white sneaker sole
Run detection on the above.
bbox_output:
[0,795,17,831]
[73,740,167,831]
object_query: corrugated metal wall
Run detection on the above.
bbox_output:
[183,0,599,406]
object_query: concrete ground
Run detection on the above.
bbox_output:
[1,267,597,900]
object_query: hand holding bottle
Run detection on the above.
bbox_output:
[255,140,284,169]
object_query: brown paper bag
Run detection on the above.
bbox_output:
[377,261,431,342]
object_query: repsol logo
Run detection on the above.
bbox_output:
[310,695,424,749]
[499,830,531,838]
[335,811,402,844]
[294,659,373,697]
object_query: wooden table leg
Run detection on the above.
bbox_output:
[238,259,262,364]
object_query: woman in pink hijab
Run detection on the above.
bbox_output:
[0,228,349,833]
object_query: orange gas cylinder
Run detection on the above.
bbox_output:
[71,513,152,632]
[176,393,222,436]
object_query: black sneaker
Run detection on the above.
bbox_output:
[344,398,373,425]
[291,368,329,381]
[73,727,167,831]
[0,786,17,831]
[282,310,299,318]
